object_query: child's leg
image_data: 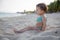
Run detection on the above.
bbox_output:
[19,27,41,32]
[14,26,38,33]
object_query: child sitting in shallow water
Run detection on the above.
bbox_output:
[14,3,48,33]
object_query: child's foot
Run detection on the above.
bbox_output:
[14,29,23,33]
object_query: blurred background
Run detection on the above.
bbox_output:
[0,0,60,13]
[0,0,60,34]
[0,0,60,27]
[0,0,60,40]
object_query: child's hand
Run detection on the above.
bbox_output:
[36,30,41,32]
[13,28,23,33]
[36,29,45,32]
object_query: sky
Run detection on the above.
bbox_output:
[0,0,54,13]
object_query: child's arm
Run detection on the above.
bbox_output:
[42,16,46,31]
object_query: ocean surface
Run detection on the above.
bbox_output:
[0,12,26,18]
